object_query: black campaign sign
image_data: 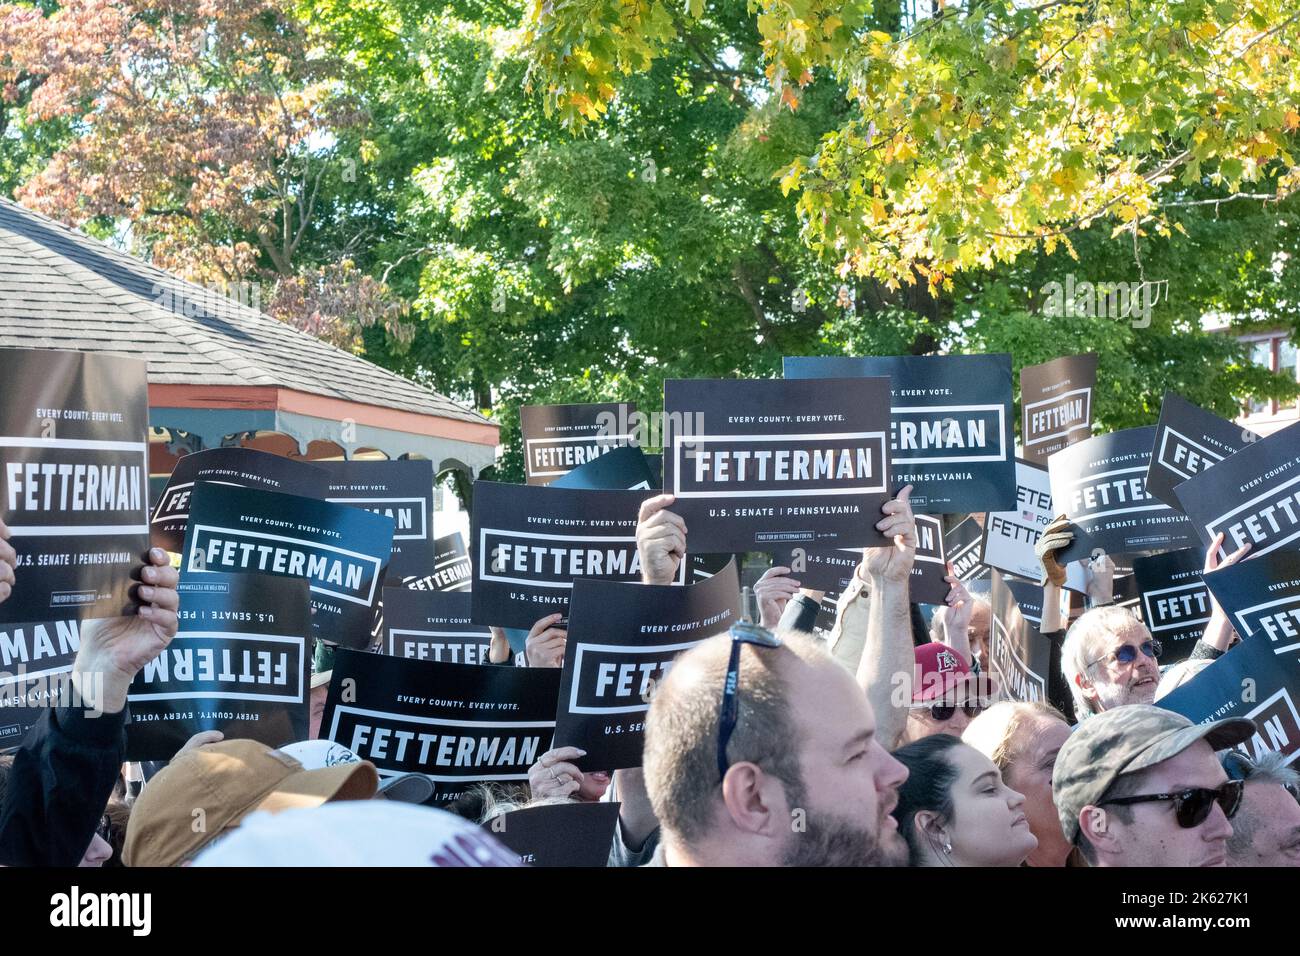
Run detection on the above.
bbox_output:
[1174,421,1300,559]
[182,483,394,649]
[151,448,329,555]
[550,445,655,491]
[1158,632,1300,769]
[0,615,98,751]
[125,573,311,760]
[1019,354,1097,463]
[1131,548,1210,665]
[1146,393,1258,512]
[554,560,741,770]
[663,377,891,553]
[1202,549,1300,652]
[989,571,1052,702]
[382,588,493,665]
[487,801,621,867]
[768,545,859,593]
[470,482,657,629]
[1165,549,1300,766]
[520,402,637,485]
[406,533,472,593]
[911,515,949,604]
[1048,427,1197,562]
[784,353,1016,513]
[0,349,150,622]
[947,517,991,583]
[321,650,561,804]
[317,459,434,580]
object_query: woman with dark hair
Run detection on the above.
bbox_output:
[891,734,1038,867]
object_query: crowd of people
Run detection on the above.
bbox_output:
[0,468,1297,869]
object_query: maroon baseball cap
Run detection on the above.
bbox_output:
[913,642,998,703]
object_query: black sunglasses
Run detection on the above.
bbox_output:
[1101,779,1244,829]
[1087,639,1162,669]
[913,701,985,722]
[717,622,782,781]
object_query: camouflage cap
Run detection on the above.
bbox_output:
[1052,704,1256,844]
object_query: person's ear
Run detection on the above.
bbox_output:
[1074,669,1098,702]
[913,810,948,851]
[719,761,781,835]
[1079,805,1119,854]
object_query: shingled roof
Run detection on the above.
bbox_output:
[0,196,489,427]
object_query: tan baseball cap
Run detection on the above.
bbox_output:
[123,739,379,867]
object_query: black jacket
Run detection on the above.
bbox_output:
[0,705,125,866]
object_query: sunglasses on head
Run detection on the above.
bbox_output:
[1101,779,1244,829]
[1087,638,1162,669]
[911,701,985,722]
[716,621,783,781]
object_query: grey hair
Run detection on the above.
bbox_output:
[1229,749,1300,790]
[1060,605,1150,719]
[1224,751,1300,859]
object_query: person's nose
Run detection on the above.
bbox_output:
[1203,801,1234,843]
[876,744,909,791]
[1006,785,1026,812]
[947,708,972,734]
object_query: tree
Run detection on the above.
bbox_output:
[0,0,403,347]
[521,0,1300,290]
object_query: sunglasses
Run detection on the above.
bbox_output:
[1101,779,1244,829]
[716,621,782,781]
[1086,638,1162,669]
[911,701,985,722]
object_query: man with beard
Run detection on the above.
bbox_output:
[642,626,910,866]
[636,493,910,866]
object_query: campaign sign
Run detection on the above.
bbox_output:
[1131,548,1210,664]
[784,354,1016,513]
[989,571,1052,702]
[520,402,637,485]
[1174,422,1300,559]
[550,445,655,491]
[1002,576,1045,630]
[321,650,561,803]
[470,482,661,629]
[125,573,311,760]
[1201,548,1300,652]
[808,587,845,637]
[688,551,739,584]
[980,460,1059,581]
[554,559,741,770]
[0,349,149,622]
[406,533,473,593]
[662,377,891,552]
[1146,393,1258,512]
[911,515,949,604]
[317,459,434,579]
[151,448,328,556]
[181,483,395,649]
[487,801,622,868]
[1048,427,1197,563]
[1158,633,1300,767]
[1019,354,1097,463]
[382,588,493,665]
[947,517,991,583]
[0,615,104,751]
[768,545,860,593]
